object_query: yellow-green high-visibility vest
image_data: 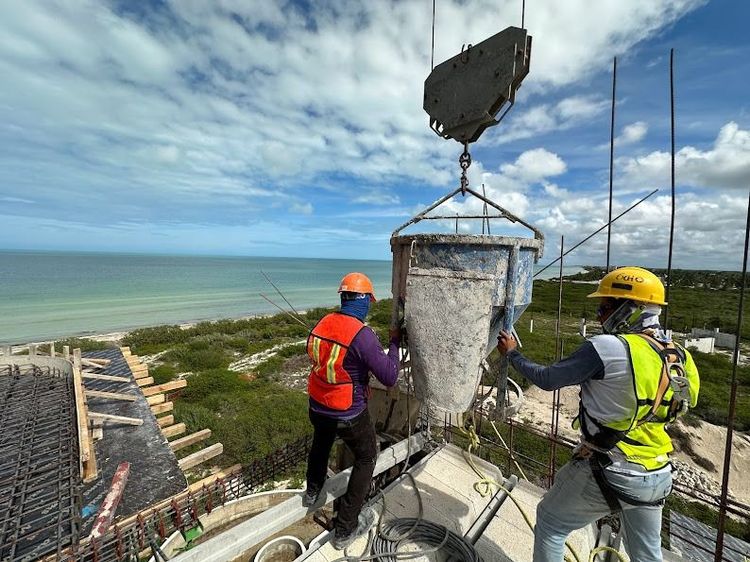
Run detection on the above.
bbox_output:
[602,334,700,471]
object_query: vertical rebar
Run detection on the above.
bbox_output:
[521,0,526,28]
[606,57,617,271]
[665,48,676,329]
[430,0,436,71]
[481,184,491,235]
[549,236,564,484]
[714,189,750,562]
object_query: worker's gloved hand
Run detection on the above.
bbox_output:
[496,330,517,356]
[389,325,402,343]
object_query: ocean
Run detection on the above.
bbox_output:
[0,251,583,344]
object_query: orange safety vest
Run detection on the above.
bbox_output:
[307,313,365,411]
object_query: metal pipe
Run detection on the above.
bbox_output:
[714,189,750,562]
[606,56,617,271]
[534,189,658,278]
[464,474,519,544]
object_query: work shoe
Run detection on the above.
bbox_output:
[331,507,376,551]
[302,487,321,508]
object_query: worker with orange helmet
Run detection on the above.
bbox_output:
[496,266,700,562]
[302,272,401,550]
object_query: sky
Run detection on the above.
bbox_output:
[0,0,749,270]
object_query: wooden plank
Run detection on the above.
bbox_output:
[129,363,148,372]
[136,377,154,387]
[146,394,165,406]
[134,371,151,380]
[161,423,186,438]
[92,427,103,441]
[169,429,211,452]
[86,357,112,367]
[82,373,130,383]
[63,345,70,360]
[88,411,143,426]
[72,350,92,463]
[50,342,56,358]
[120,346,131,356]
[85,389,137,402]
[82,431,98,483]
[157,415,174,427]
[142,379,187,396]
[188,464,242,491]
[178,443,223,471]
[81,358,107,369]
[150,402,173,415]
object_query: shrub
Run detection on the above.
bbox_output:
[151,364,177,385]
[55,338,110,352]
[163,345,231,372]
[179,369,249,402]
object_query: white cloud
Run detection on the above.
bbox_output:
[621,122,750,190]
[494,96,610,144]
[619,121,648,145]
[500,148,567,182]
[291,202,314,215]
[353,192,401,206]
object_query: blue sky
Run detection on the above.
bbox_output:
[0,0,749,269]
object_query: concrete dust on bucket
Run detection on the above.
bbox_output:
[405,267,494,414]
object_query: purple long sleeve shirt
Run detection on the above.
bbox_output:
[309,325,400,420]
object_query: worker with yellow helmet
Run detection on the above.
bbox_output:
[497,266,700,562]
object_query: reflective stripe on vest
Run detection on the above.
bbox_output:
[307,313,364,411]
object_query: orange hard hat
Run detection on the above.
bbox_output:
[338,272,377,301]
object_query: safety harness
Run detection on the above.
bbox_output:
[575,333,691,511]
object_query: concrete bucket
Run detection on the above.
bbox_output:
[391,187,543,416]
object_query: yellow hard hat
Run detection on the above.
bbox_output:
[587,266,667,305]
[338,272,377,301]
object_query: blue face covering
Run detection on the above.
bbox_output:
[340,293,370,321]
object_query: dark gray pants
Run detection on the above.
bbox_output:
[306,409,377,535]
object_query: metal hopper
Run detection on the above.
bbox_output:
[391,187,543,417]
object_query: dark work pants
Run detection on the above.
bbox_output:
[306,408,377,535]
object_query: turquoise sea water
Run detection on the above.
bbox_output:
[0,251,583,344]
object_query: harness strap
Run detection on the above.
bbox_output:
[635,333,687,424]
[589,453,668,512]
[589,454,621,513]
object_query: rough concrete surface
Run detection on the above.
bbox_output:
[405,267,494,413]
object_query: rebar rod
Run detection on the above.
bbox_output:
[714,189,750,562]
[665,48,677,328]
[549,237,564,484]
[0,364,79,562]
[606,57,617,271]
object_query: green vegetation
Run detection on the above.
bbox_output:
[54,337,111,351]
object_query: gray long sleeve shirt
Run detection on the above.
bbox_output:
[506,340,605,390]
